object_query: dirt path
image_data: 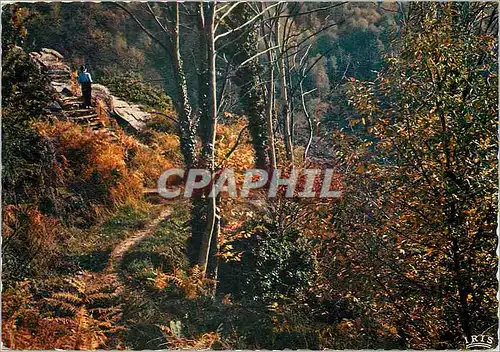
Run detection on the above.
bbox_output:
[105,207,171,273]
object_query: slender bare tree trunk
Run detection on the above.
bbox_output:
[261,2,277,169]
[206,195,220,284]
[276,18,293,162]
[266,65,277,168]
[300,79,313,162]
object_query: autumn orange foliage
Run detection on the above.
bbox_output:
[35,121,142,208]
[2,204,64,277]
[2,273,122,349]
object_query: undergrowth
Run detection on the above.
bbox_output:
[121,202,190,289]
[2,272,123,349]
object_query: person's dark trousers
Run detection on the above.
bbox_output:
[81,82,92,108]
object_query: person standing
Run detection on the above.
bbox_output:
[77,65,93,108]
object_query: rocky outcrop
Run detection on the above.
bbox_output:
[29,48,73,95]
[112,97,149,131]
[91,84,114,110]
[29,48,152,131]
[41,47,64,59]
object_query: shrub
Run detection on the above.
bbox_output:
[1,45,58,205]
[123,131,180,188]
[101,71,172,111]
[35,121,144,221]
[219,216,318,304]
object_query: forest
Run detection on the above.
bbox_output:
[1,1,498,350]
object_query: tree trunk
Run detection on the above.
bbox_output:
[232,5,269,170]
[187,197,206,265]
[187,2,209,267]
[266,65,277,168]
[261,3,277,169]
[276,18,293,162]
[198,3,217,277]
[171,3,196,168]
[196,2,210,142]
[206,197,221,284]
[300,79,313,162]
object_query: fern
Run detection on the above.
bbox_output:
[2,272,123,349]
[51,292,82,303]
[150,266,216,299]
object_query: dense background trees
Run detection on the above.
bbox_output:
[2,2,497,350]
[336,3,498,347]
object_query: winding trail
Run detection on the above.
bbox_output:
[105,207,172,274]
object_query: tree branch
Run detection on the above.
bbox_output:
[149,110,180,125]
[222,125,249,162]
[214,2,284,42]
[215,2,241,31]
[272,2,347,19]
[146,3,170,35]
[115,2,173,57]
[237,44,281,68]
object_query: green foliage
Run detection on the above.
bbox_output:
[121,205,190,288]
[102,205,149,237]
[330,29,385,82]
[24,3,149,77]
[249,230,316,302]
[220,216,318,303]
[101,71,172,111]
[1,45,57,204]
[1,5,37,49]
[169,320,183,338]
